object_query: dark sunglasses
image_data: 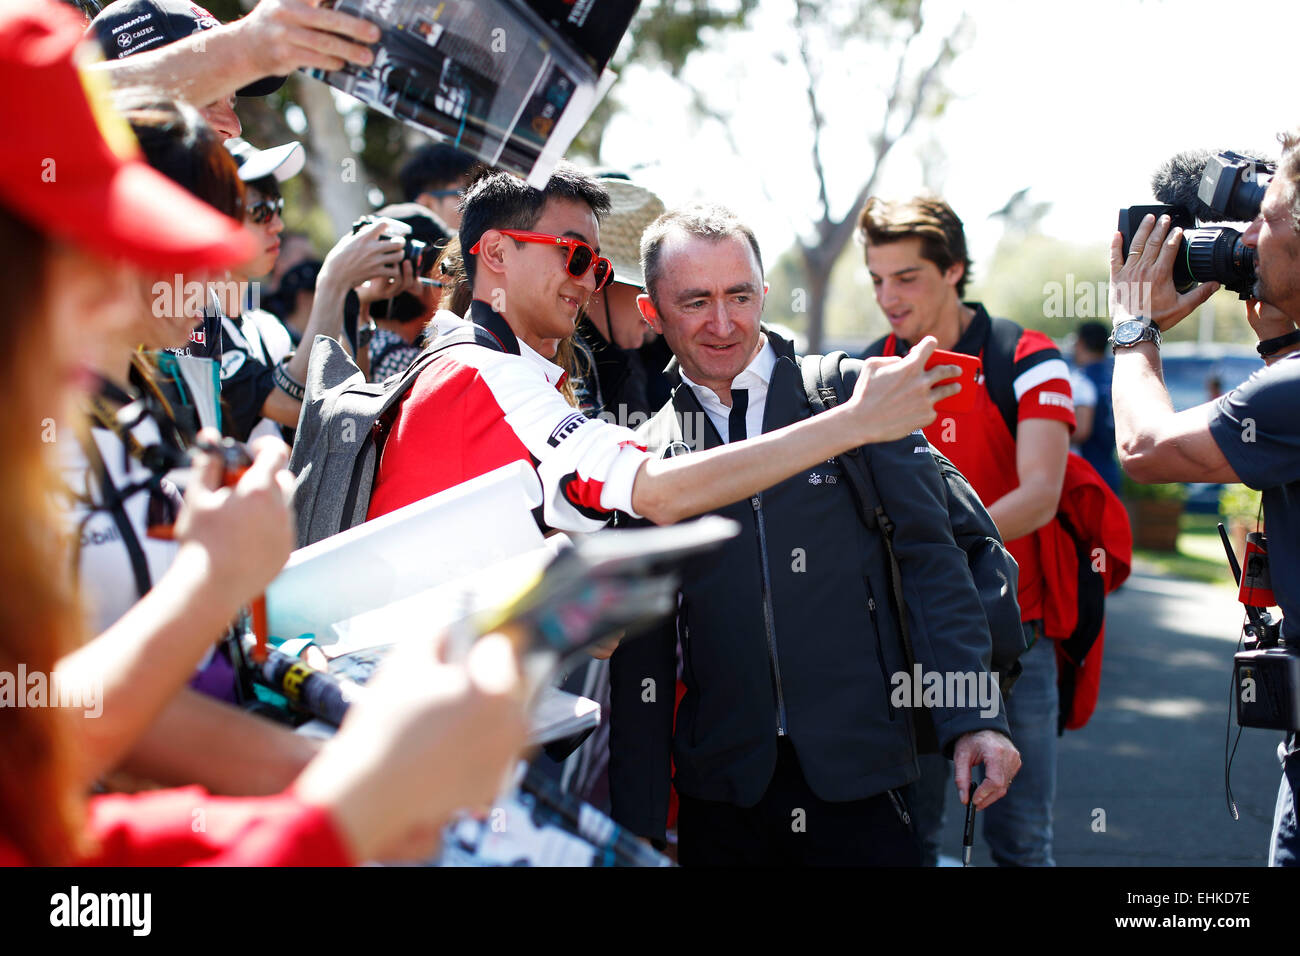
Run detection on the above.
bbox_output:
[470,229,614,291]
[247,196,284,225]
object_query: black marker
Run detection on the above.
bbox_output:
[962,779,978,866]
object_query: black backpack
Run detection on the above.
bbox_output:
[288,324,504,548]
[798,352,1027,734]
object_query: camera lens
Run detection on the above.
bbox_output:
[1178,227,1257,297]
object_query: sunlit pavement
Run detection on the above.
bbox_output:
[933,572,1282,867]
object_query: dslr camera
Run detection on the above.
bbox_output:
[1119,151,1276,298]
[351,214,437,275]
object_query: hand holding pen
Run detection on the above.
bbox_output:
[952,728,1023,865]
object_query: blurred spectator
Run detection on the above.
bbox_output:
[571,176,666,423]
[268,231,317,289]
[1206,372,1224,401]
[1071,320,1121,494]
[264,259,323,343]
[224,137,305,442]
[364,202,446,381]
[399,142,478,231]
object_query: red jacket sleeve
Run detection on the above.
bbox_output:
[79,786,354,867]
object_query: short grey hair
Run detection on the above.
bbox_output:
[640,202,763,304]
[1278,129,1300,229]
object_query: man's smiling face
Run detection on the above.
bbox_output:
[639,231,766,398]
[503,197,601,353]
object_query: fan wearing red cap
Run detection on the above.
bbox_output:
[0,1,528,869]
[0,0,253,394]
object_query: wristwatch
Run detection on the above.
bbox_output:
[1111,319,1161,353]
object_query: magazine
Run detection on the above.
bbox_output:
[309,0,639,186]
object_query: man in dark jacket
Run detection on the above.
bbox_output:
[608,204,1020,866]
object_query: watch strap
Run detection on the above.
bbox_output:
[1257,329,1300,357]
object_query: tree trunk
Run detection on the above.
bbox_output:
[803,251,832,354]
[296,80,368,237]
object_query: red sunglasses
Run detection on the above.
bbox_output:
[470,229,614,291]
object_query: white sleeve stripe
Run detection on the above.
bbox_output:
[1013,358,1071,402]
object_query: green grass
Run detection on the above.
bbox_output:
[1131,512,1238,588]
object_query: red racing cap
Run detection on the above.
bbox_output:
[0,0,255,273]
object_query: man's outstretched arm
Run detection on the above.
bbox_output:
[92,0,379,105]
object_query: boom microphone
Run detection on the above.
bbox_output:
[1151,148,1274,221]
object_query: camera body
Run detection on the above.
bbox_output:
[1119,151,1275,298]
[1235,645,1300,731]
[351,215,436,275]
[1222,529,1300,730]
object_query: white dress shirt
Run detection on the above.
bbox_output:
[679,339,778,443]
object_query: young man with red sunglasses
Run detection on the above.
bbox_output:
[366,163,964,537]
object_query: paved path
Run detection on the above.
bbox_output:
[937,571,1282,867]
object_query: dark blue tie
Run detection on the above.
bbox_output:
[728,388,749,443]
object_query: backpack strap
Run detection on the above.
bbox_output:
[799,352,916,673]
[334,323,508,530]
[373,324,506,423]
[74,429,153,600]
[983,317,1022,440]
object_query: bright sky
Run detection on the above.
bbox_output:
[599,0,1298,270]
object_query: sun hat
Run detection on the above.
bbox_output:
[597,176,665,289]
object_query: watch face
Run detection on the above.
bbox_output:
[1115,321,1147,345]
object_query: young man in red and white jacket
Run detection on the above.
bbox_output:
[367,165,964,534]
[861,195,1074,867]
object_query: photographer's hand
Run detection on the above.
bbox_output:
[320,218,408,297]
[1109,213,1219,331]
[276,219,407,388]
[356,259,423,309]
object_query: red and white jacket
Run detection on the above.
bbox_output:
[367,302,650,532]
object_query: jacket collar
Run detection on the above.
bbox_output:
[469,298,521,355]
[434,302,567,389]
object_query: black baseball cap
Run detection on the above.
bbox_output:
[88,0,286,97]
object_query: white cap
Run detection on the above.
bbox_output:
[225,139,305,184]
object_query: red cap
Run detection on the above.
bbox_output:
[0,0,255,273]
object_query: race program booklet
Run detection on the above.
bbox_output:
[308,0,639,186]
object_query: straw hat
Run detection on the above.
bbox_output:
[598,177,665,290]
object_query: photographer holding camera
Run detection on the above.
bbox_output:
[1110,129,1300,866]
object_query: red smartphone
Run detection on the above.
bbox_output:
[925,349,981,414]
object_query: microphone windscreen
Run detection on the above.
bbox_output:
[1151,149,1214,216]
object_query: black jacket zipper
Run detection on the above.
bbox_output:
[752,495,789,736]
[865,588,896,722]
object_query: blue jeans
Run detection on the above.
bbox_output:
[903,622,1058,866]
[1270,734,1300,866]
